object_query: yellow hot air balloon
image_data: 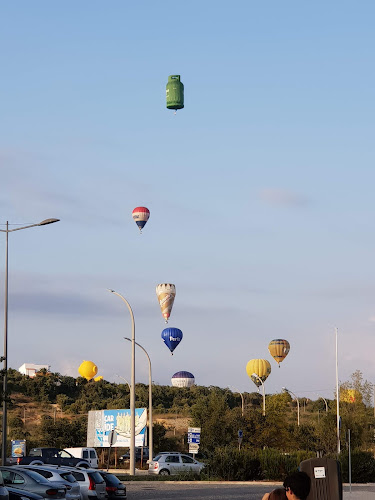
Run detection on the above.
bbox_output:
[94,376,103,382]
[78,360,98,381]
[268,339,290,367]
[246,359,271,387]
[341,389,362,404]
[156,283,176,323]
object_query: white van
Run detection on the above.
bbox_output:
[64,448,99,469]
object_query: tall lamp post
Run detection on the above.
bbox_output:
[124,337,153,462]
[283,387,300,426]
[315,393,329,413]
[335,327,340,454]
[107,290,135,475]
[231,387,244,417]
[0,218,59,465]
[251,374,266,416]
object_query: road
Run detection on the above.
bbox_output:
[125,481,375,499]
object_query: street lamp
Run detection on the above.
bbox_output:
[115,374,131,392]
[283,387,300,426]
[0,218,59,465]
[315,393,329,413]
[124,337,153,462]
[252,374,266,416]
[107,290,135,475]
[230,387,244,417]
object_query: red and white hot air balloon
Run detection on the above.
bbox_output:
[132,207,150,233]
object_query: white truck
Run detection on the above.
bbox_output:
[64,447,99,468]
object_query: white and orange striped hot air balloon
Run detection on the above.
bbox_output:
[156,283,176,323]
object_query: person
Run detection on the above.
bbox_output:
[262,488,287,499]
[283,471,311,500]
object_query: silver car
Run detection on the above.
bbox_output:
[15,467,80,500]
[0,467,66,500]
[148,452,205,476]
[59,468,106,500]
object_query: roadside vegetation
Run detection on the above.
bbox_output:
[2,368,374,481]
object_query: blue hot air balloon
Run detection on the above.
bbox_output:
[161,327,183,355]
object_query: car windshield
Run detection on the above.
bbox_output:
[152,455,161,461]
[88,472,104,484]
[60,473,77,483]
[100,474,120,486]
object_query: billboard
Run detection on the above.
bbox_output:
[87,408,147,447]
[11,440,26,457]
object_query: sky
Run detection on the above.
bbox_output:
[0,1,374,402]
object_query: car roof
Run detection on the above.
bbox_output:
[14,466,74,473]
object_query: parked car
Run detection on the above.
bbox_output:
[15,466,80,500]
[0,471,9,500]
[0,467,66,500]
[12,449,90,468]
[97,472,126,500]
[6,487,43,500]
[119,448,149,464]
[148,452,205,476]
[59,468,106,500]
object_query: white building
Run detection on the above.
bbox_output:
[18,363,50,378]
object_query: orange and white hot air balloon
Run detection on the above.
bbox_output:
[156,283,176,323]
[268,339,290,367]
[78,360,98,381]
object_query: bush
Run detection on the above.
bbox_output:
[339,450,375,483]
[207,448,316,481]
[208,447,262,481]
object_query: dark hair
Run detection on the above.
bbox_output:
[283,471,311,500]
[269,488,287,499]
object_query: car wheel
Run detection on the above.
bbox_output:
[29,460,44,465]
[158,469,170,476]
[76,462,89,468]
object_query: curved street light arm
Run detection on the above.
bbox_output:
[283,387,300,426]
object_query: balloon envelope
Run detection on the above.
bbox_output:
[246,359,271,387]
[161,327,183,354]
[94,376,103,382]
[341,389,362,404]
[132,207,150,232]
[78,360,98,381]
[156,283,176,322]
[268,339,290,366]
[171,371,195,387]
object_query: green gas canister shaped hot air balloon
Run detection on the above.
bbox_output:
[166,75,184,111]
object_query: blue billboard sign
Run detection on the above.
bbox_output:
[87,408,147,448]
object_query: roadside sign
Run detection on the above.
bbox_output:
[189,443,199,451]
[11,440,26,457]
[238,430,243,450]
[188,427,201,444]
[109,430,117,446]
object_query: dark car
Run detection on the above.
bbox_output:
[97,472,126,500]
[0,467,66,500]
[0,471,9,500]
[6,487,43,500]
[119,447,149,464]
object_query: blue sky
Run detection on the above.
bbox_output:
[0,2,374,401]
